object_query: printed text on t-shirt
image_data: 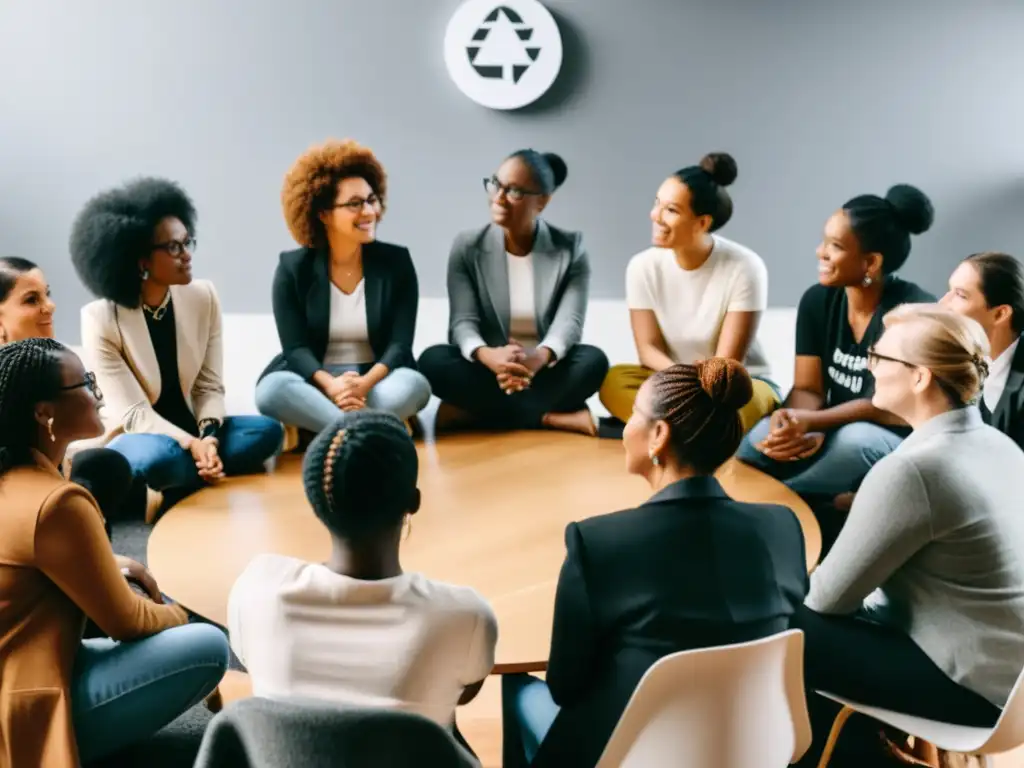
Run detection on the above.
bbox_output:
[827,347,868,395]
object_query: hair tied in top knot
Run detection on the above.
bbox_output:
[698,152,738,188]
[696,358,754,410]
[884,184,935,236]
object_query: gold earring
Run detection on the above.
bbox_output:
[46,417,56,443]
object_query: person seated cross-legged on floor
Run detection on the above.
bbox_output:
[255,139,432,440]
[735,183,936,502]
[0,338,229,768]
[417,149,608,436]
[791,305,1024,767]
[70,178,284,515]
[503,359,808,768]
[599,152,779,435]
[228,411,497,754]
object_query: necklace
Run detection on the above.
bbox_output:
[143,291,171,321]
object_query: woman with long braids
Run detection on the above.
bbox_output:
[228,410,496,745]
[0,255,149,526]
[71,177,283,515]
[502,359,808,768]
[0,338,229,767]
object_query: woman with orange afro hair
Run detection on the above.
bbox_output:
[255,140,431,437]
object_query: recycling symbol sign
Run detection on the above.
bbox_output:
[445,0,564,110]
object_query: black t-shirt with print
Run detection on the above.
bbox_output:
[795,276,936,409]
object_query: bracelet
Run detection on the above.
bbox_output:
[198,419,221,440]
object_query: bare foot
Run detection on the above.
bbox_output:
[542,409,597,437]
[434,403,477,433]
[144,487,164,525]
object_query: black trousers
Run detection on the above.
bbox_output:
[792,605,1000,766]
[418,343,609,429]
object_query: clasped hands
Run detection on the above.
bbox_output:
[754,408,826,461]
[477,339,550,394]
[188,436,224,483]
[326,371,371,412]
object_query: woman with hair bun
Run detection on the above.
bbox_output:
[737,184,936,499]
[793,304,1024,765]
[418,149,609,435]
[503,359,808,768]
[601,152,779,435]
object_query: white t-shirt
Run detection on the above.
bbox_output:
[507,252,538,346]
[322,281,374,366]
[984,337,1020,412]
[625,235,770,376]
[228,554,498,727]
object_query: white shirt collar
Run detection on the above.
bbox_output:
[983,336,1020,411]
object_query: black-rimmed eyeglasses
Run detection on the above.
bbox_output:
[866,347,916,371]
[61,371,102,400]
[483,177,543,202]
[152,237,196,257]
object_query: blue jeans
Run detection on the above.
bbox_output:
[736,418,904,497]
[255,365,432,434]
[502,674,561,767]
[107,415,284,495]
[72,623,229,762]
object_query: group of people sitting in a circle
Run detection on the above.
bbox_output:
[2,137,1024,767]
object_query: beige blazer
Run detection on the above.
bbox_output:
[79,280,226,449]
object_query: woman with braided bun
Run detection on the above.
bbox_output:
[793,304,1024,766]
[71,177,284,516]
[228,410,497,743]
[0,338,229,767]
[503,359,808,768]
[737,184,936,501]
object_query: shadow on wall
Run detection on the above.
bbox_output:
[513,7,590,116]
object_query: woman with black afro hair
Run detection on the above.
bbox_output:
[737,183,936,502]
[70,177,283,515]
[227,411,497,746]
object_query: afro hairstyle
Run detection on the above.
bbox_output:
[281,139,388,248]
[69,177,196,308]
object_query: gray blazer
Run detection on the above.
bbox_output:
[807,406,1024,708]
[446,221,590,360]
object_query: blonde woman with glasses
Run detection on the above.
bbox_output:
[792,304,1024,766]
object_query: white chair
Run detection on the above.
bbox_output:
[816,666,1024,767]
[594,629,811,768]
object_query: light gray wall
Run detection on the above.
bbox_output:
[2,0,1022,341]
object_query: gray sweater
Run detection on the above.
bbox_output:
[807,406,1024,707]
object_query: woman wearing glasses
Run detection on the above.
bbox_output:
[735,184,935,501]
[793,305,1024,766]
[72,178,284,516]
[417,149,608,434]
[254,139,431,438]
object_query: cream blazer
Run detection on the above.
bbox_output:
[79,279,227,449]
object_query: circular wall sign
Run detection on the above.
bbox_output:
[444,0,564,110]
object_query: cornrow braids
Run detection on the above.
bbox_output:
[647,359,753,474]
[0,338,68,475]
[301,410,419,540]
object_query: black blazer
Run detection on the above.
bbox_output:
[259,242,419,382]
[984,335,1024,451]
[529,477,808,768]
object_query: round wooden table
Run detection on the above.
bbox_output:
[148,432,820,672]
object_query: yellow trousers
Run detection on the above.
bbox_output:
[598,364,780,434]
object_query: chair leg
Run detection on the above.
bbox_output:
[816,706,855,768]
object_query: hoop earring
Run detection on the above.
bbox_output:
[46,417,56,443]
[862,274,874,287]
